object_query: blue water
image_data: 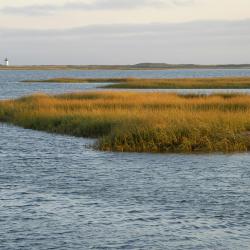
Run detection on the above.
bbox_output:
[1,68,250,99]
[1,70,250,249]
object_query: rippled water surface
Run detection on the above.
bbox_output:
[1,68,250,99]
[1,70,250,249]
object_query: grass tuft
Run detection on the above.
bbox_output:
[22,77,250,89]
[1,91,250,153]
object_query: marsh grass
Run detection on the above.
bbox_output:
[23,77,250,89]
[1,92,250,153]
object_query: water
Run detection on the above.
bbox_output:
[1,69,250,249]
[1,69,250,99]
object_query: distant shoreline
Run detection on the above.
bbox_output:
[1,63,250,71]
[23,77,250,89]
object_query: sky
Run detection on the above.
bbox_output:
[0,0,250,65]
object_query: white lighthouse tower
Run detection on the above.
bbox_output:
[5,58,9,66]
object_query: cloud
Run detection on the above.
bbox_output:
[0,0,196,16]
[1,19,249,38]
[1,19,250,65]
[2,4,56,16]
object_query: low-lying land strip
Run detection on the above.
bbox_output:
[23,77,250,89]
[1,92,250,153]
[2,63,250,71]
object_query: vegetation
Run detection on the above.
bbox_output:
[23,77,250,89]
[1,92,250,153]
[103,77,250,89]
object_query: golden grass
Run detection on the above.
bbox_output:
[1,92,250,153]
[23,77,250,89]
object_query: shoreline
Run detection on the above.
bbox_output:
[22,77,250,89]
[1,91,250,154]
[1,65,250,71]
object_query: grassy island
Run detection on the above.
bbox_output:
[23,77,250,89]
[1,92,250,153]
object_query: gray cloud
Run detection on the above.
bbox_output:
[1,0,195,16]
[1,20,249,65]
[2,4,56,16]
[1,19,249,38]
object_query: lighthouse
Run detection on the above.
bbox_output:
[5,58,9,66]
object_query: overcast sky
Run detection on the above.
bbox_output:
[0,0,249,65]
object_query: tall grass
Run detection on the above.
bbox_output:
[1,92,250,153]
[23,77,250,89]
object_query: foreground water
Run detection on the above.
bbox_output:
[1,70,250,249]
